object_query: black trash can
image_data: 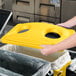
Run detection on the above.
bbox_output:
[0,50,52,76]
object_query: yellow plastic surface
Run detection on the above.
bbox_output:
[1,22,75,49]
[54,61,71,76]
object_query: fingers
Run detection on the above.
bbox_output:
[40,45,59,56]
[57,23,71,28]
[40,45,54,55]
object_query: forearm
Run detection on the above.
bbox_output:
[59,16,76,27]
[54,33,76,51]
[64,16,76,26]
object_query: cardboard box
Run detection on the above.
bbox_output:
[40,4,55,17]
[13,11,34,23]
[35,0,52,14]
[35,0,55,16]
[35,15,60,23]
[34,0,40,15]
[41,0,50,4]
[55,7,60,18]
[35,0,60,20]
[35,15,55,23]
[13,0,32,4]
[35,4,55,15]
[13,0,34,13]
[35,0,51,5]
[40,4,49,16]
[35,3,56,22]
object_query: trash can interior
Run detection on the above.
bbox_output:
[0,50,51,76]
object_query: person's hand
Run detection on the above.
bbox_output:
[40,45,58,56]
[57,23,71,28]
[58,16,76,28]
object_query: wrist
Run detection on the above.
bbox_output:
[57,23,71,28]
[52,44,61,52]
[53,43,65,52]
[61,22,72,28]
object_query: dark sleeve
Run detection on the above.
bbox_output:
[71,25,76,31]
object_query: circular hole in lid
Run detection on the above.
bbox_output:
[18,29,29,33]
[45,32,60,39]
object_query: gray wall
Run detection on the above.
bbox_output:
[61,0,76,22]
